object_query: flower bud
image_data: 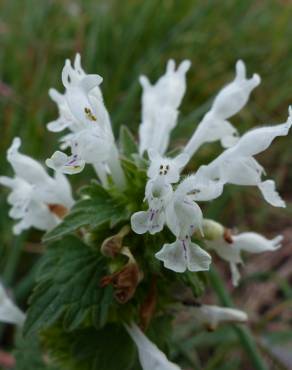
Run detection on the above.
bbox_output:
[194,219,224,241]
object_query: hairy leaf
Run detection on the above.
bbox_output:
[14,333,59,370]
[43,324,136,370]
[24,236,114,336]
[43,182,129,242]
[119,125,138,159]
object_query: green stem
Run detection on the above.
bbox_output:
[209,267,268,370]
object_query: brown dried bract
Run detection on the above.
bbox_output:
[100,263,142,304]
[223,228,234,244]
[48,204,68,219]
[101,235,123,258]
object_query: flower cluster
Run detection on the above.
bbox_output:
[45,54,125,189]
[132,60,291,275]
[0,55,290,370]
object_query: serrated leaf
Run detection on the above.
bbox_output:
[43,324,136,370]
[24,236,114,336]
[14,333,59,370]
[119,125,138,159]
[43,183,129,242]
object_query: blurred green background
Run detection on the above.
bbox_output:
[0,0,291,369]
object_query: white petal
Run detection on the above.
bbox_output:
[131,211,151,235]
[232,232,283,253]
[212,60,260,119]
[46,151,85,175]
[0,284,25,326]
[80,74,103,93]
[72,128,112,163]
[183,61,260,158]
[73,53,85,76]
[193,304,247,329]
[13,201,59,235]
[173,153,189,168]
[155,240,187,273]
[234,119,292,157]
[139,60,190,155]
[206,238,242,264]
[47,118,70,132]
[176,170,224,202]
[183,114,239,157]
[258,180,285,207]
[49,88,65,105]
[53,171,74,208]
[7,138,51,185]
[186,241,211,272]
[147,152,185,184]
[171,196,203,237]
[230,262,241,287]
[131,210,165,235]
[0,176,15,188]
[125,323,181,370]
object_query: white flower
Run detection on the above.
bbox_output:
[192,304,248,330]
[139,60,191,155]
[147,149,189,184]
[0,138,74,234]
[47,54,106,134]
[155,237,211,273]
[125,322,181,370]
[184,60,260,158]
[165,194,204,238]
[0,282,25,326]
[131,178,173,235]
[206,232,283,286]
[198,111,292,207]
[46,54,126,188]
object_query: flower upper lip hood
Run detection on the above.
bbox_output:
[139,59,191,156]
[211,60,260,119]
[183,60,261,157]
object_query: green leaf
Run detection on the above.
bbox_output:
[119,125,138,159]
[43,324,136,370]
[14,333,59,370]
[43,182,130,242]
[24,236,114,336]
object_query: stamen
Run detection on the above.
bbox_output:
[84,107,97,121]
